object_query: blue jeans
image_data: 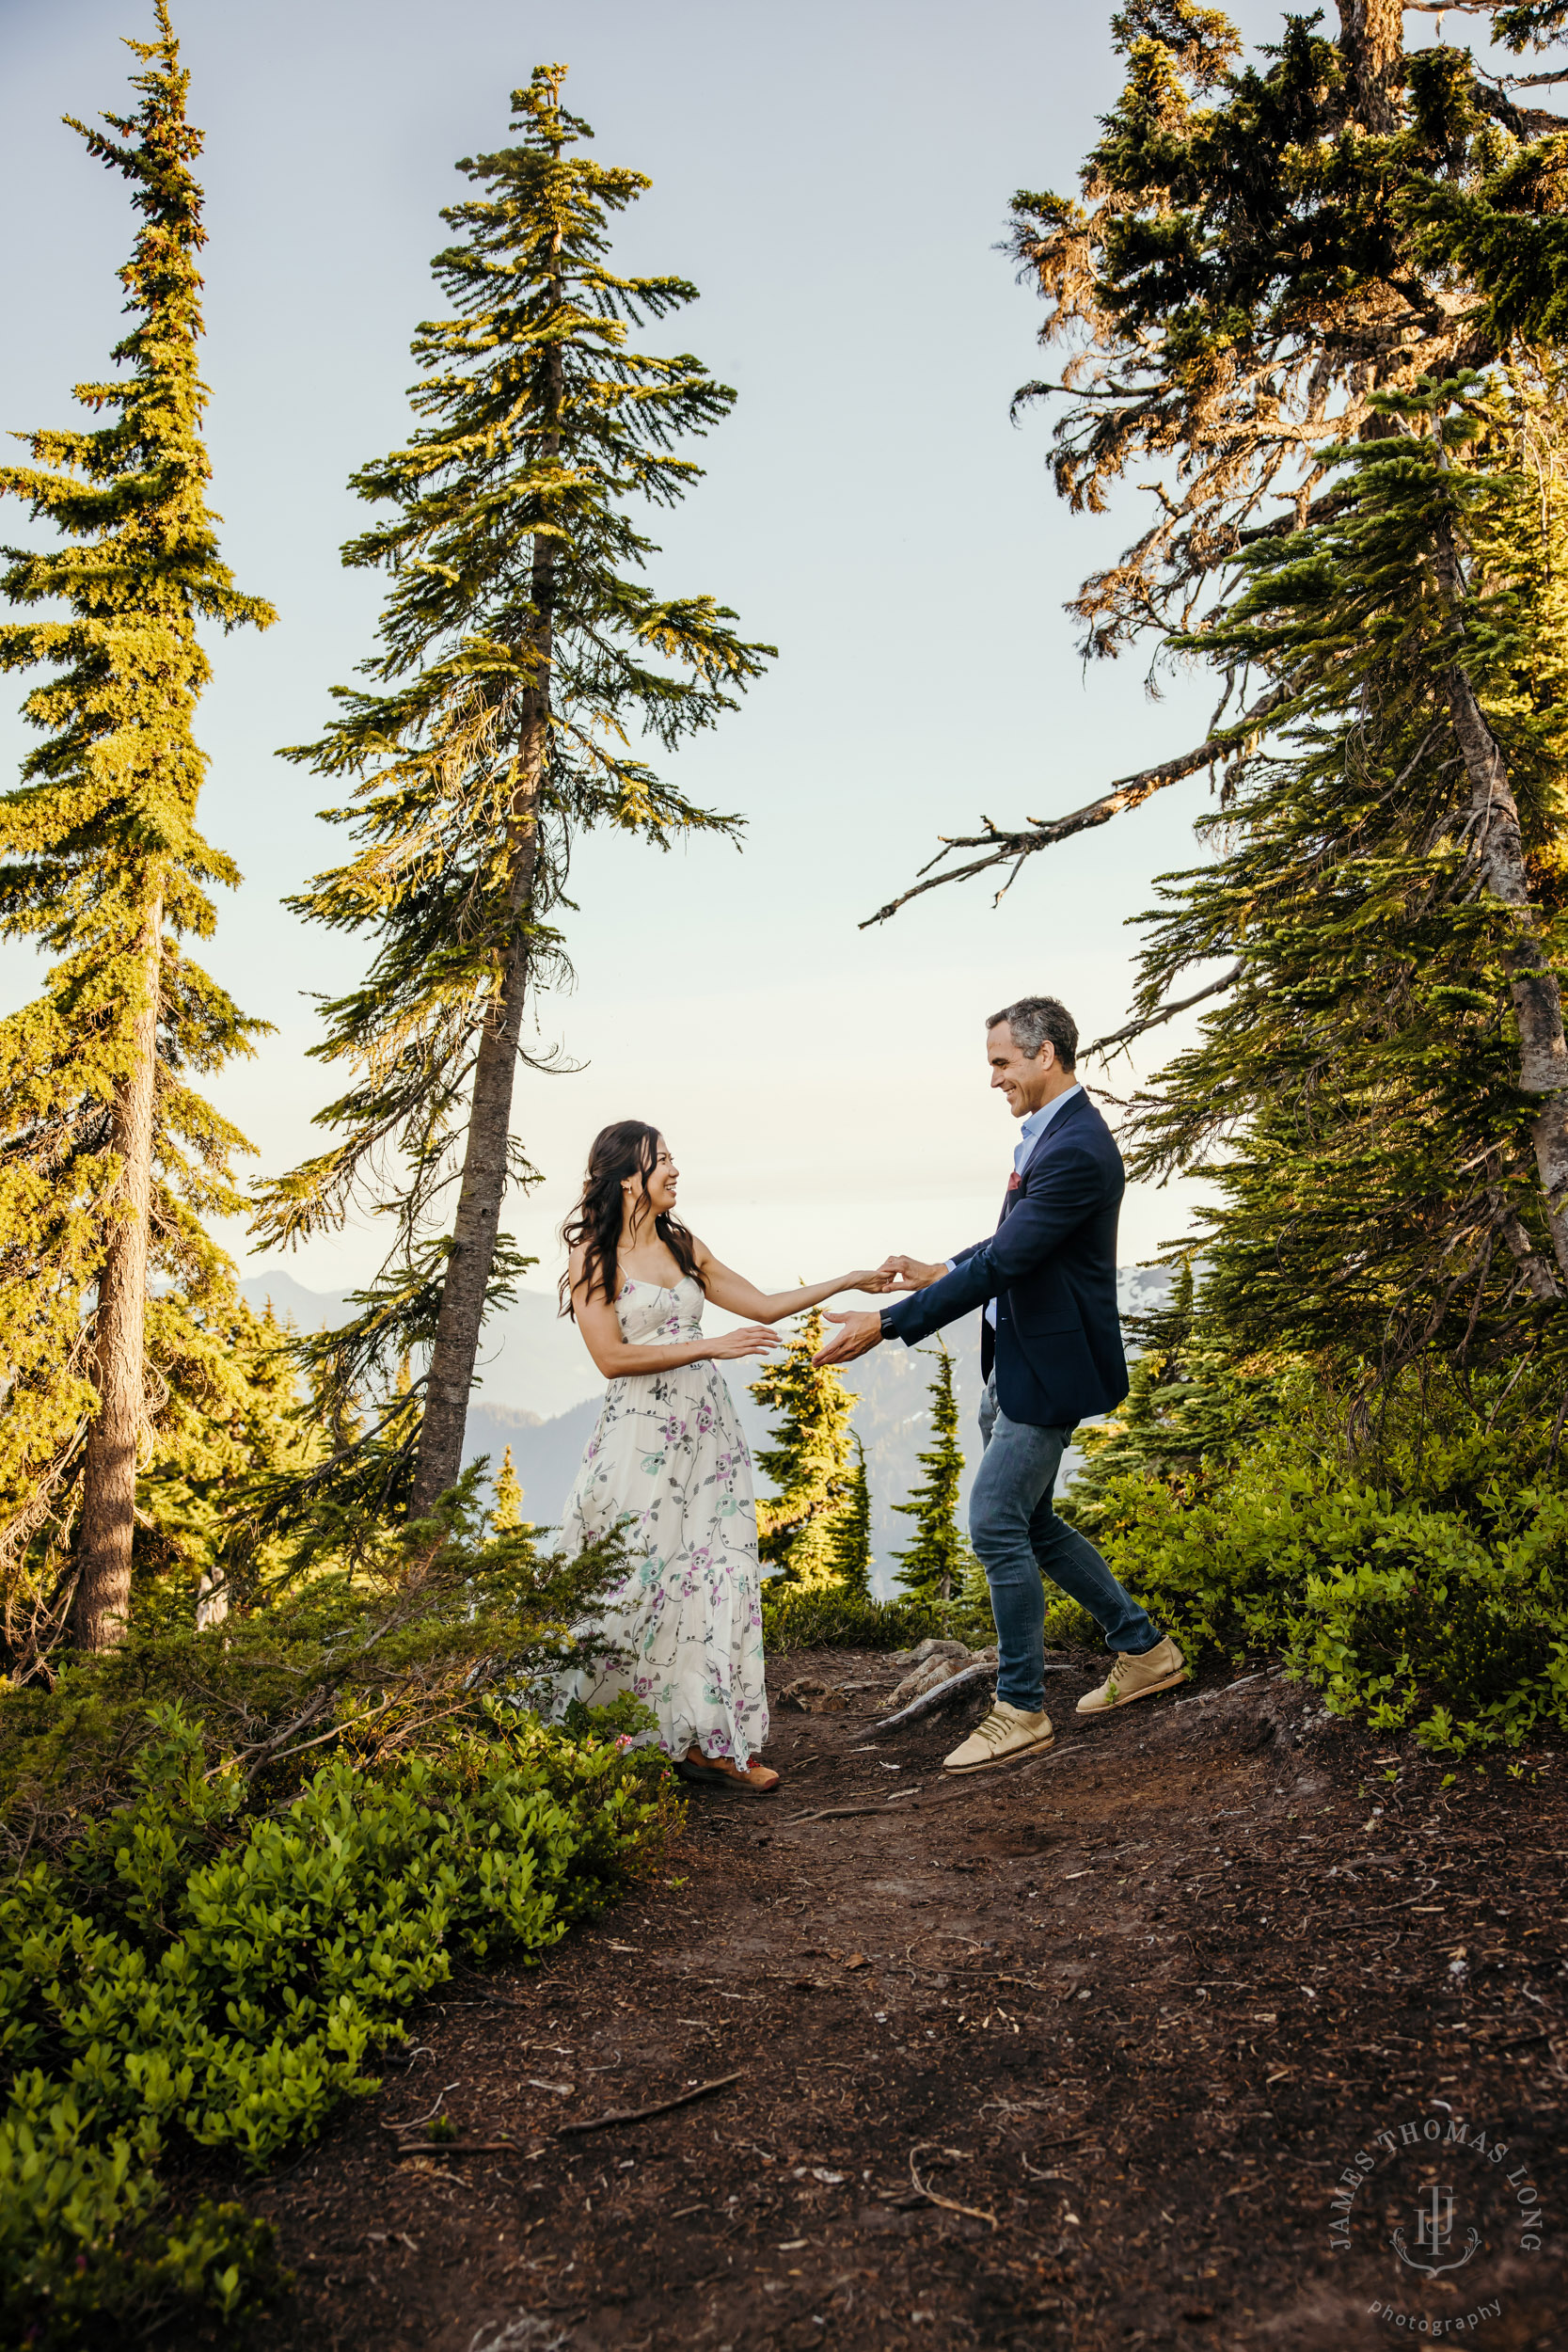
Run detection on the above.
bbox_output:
[970,1378,1161,1713]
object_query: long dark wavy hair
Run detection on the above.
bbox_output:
[559,1120,704,1316]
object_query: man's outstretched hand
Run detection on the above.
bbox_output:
[813,1310,885,1367]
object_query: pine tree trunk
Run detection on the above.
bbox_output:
[1440,658,1568,1283]
[411,217,564,1515]
[410,744,544,1511]
[1433,525,1568,1285]
[1337,0,1404,134]
[72,905,161,1649]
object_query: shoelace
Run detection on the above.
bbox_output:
[974,1708,1016,1747]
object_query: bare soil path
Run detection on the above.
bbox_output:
[240,1649,1565,2352]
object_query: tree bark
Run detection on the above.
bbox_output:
[1337,0,1405,135]
[71,902,161,1649]
[410,206,563,1516]
[410,758,544,1513]
[1433,527,1568,1286]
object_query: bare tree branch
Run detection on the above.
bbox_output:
[1084,963,1243,1061]
[859,682,1291,930]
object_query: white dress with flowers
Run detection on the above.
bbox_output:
[554,1275,769,1770]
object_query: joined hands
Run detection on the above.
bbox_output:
[812,1255,944,1366]
[871,1255,945,1292]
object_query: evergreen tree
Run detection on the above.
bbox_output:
[253,64,771,1518]
[492,1443,525,1531]
[891,1340,974,1606]
[751,1309,856,1589]
[138,1291,323,1626]
[1125,376,1568,1366]
[0,5,275,1652]
[823,1432,873,1602]
[863,3,1568,1391]
[864,2,1568,927]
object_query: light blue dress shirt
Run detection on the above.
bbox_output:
[953,1085,1084,1328]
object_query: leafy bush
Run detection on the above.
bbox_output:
[761,1581,958,1652]
[1066,1343,1568,1753]
[0,1701,671,2347]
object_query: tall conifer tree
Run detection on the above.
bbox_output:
[824,1432,874,1601]
[891,1341,973,1605]
[255,66,771,1517]
[862,0,1568,1390]
[751,1310,857,1590]
[0,5,274,1651]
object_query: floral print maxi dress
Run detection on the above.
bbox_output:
[555,1275,769,1769]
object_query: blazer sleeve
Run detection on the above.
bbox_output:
[879,1143,1116,1347]
[880,1252,994,1345]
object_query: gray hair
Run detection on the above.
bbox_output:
[987,994,1078,1070]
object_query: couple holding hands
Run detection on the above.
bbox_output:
[554,993,1186,1793]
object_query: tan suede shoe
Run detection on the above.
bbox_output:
[942,1700,1055,1773]
[1075,1635,1188,1715]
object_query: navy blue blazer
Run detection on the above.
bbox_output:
[879,1089,1129,1430]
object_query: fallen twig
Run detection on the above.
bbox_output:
[555,2071,743,2137]
[380,2082,461,2133]
[909,2139,998,2232]
[389,2139,525,2160]
[788,1804,895,1824]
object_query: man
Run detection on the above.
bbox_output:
[815,994,1185,1772]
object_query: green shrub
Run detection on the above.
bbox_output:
[1068,1360,1568,1753]
[0,1466,627,1849]
[761,1582,962,1652]
[0,1702,671,2347]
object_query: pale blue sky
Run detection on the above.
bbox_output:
[0,0,1465,1394]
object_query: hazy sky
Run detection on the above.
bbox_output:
[0,0,1450,1327]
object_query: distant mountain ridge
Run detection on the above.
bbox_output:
[243,1263,1172,1597]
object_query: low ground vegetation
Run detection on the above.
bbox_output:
[0,1479,674,2348]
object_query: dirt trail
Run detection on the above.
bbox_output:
[245,1649,1565,2352]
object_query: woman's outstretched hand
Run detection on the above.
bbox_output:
[848,1267,898,1293]
[711,1323,782,1361]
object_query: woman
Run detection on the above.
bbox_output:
[555,1120,890,1794]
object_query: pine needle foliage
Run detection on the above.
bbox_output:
[750,1310,856,1590]
[890,1339,974,1605]
[0,4,275,1657]
[254,64,772,1521]
[1006,5,1560,660]
[867,7,1568,925]
[1122,376,1568,1382]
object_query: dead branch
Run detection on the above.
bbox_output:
[1084,962,1243,1061]
[859,683,1291,929]
[869,1661,996,1731]
[555,2071,743,2137]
